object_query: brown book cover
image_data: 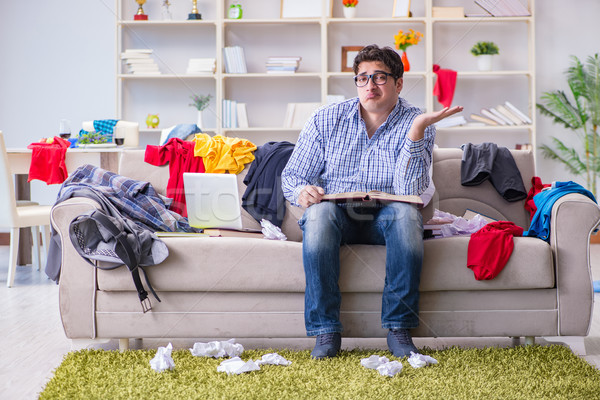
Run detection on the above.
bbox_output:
[202,228,264,238]
[321,190,423,206]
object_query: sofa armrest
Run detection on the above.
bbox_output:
[550,193,600,336]
[51,197,103,339]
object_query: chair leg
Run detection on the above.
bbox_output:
[40,225,50,267]
[7,228,20,288]
[31,226,41,271]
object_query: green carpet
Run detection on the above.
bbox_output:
[40,345,600,400]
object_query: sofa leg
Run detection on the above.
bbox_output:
[511,336,521,346]
[524,336,535,346]
[119,338,130,352]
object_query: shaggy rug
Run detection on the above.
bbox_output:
[39,345,600,399]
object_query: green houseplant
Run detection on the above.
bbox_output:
[537,54,600,196]
[189,94,212,129]
[471,41,499,71]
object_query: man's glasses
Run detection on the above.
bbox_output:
[353,72,396,87]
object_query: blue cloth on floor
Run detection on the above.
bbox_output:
[524,181,596,241]
[162,124,201,145]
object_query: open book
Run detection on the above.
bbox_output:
[321,191,423,206]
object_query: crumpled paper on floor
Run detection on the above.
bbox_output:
[189,339,244,358]
[408,351,438,368]
[376,360,403,377]
[255,353,292,366]
[360,355,390,369]
[360,355,402,377]
[217,357,261,375]
[150,342,175,372]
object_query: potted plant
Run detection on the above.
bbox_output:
[189,94,212,129]
[537,54,600,197]
[393,29,423,72]
[342,0,358,18]
[470,41,499,71]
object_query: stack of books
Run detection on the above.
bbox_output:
[186,58,216,74]
[470,101,532,126]
[222,99,249,129]
[474,0,531,17]
[121,49,160,75]
[223,46,247,74]
[265,56,302,74]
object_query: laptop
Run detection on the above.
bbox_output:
[183,172,243,230]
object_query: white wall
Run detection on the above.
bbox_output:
[0,1,599,203]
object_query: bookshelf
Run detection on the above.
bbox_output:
[115,0,535,150]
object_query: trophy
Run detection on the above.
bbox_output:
[188,0,202,20]
[134,0,148,20]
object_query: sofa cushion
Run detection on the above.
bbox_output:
[97,235,554,293]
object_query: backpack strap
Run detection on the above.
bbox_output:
[70,210,161,313]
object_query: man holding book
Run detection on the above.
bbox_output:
[281,44,462,359]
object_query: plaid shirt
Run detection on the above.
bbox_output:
[281,97,435,206]
[57,164,198,232]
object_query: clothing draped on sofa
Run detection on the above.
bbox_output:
[242,141,295,227]
[467,221,523,280]
[460,142,527,202]
[193,133,256,174]
[145,137,206,217]
[524,181,596,241]
[45,164,199,282]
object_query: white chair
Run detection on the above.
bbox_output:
[0,131,52,287]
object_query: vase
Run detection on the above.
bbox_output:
[196,111,203,129]
[401,51,410,72]
[477,55,493,71]
[343,7,356,18]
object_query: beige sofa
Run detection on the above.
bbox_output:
[51,148,600,350]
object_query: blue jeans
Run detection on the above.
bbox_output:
[298,201,423,336]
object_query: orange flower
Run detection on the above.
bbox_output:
[342,0,358,7]
[394,28,423,51]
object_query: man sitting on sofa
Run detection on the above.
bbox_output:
[281,44,462,359]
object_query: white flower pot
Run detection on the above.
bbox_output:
[343,7,357,18]
[477,55,493,71]
[197,111,203,129]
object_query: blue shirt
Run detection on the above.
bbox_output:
[281,96,435,206]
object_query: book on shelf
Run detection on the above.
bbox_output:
[481,108,510,125]
[504,101,532,124]
[322,191,423,206]
[283,102,321,129]
[202,228,264,239]
[470,113,498,126]
[266,56,301,73]
[432,6,464,18]
[222,99,239,128]
[474,0,530,17]
[223,46,247,74]
[434,115,467,128]
[515,143,533,151]
[236,103,249,128]
[496,104,524,125]
[187,58,216,74]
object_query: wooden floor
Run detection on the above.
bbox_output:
[2,245,600,399]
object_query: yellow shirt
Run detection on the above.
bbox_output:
[193,133,256,174]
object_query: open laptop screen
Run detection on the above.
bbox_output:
[183,172,243,230]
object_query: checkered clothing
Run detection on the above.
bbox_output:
[93,119,119,142]
[57,164,199,233]
[281,97,435,206]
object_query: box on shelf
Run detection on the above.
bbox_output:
[432,7,464,18]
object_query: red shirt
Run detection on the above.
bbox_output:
[144,138,205,217]
[27,137,70,185]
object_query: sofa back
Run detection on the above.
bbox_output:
[426,148,534,229]
[118,146,535,241]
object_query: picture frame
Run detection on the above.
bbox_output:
[280,0,333,18]
[392,0,411,17]
[341,46,363,72]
